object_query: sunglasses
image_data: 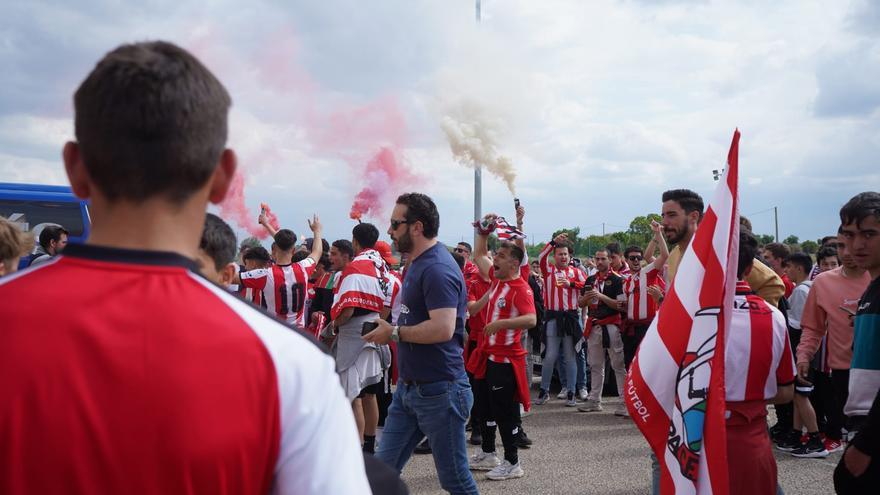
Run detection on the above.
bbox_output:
[389,219,411,230]
[453,248,469,253]
[627,255,643,261]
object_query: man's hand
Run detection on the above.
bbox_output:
[516,205,525,227]
[483,321,501,336]
[582,289,600,301]
[797,362,812,383]
[844,445,871,477]
[647,285,663,303]
[258,211,268,226]
[308,214,322,236]
[363,318,393,345]
[553,233,568,244]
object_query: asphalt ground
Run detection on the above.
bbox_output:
[394,395,840,494]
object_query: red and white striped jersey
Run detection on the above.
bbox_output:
[240,258,316,327]
[725,281,796,402]
[623,261,665,322]
[0,244,369,495]
[538,242,586,311]
[483,274,536,363]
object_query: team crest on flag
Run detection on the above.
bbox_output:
[626,129,741,495]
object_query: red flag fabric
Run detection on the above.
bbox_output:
[625,130,741,495]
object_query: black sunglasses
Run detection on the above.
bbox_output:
[453,247,469,253]
[627,255,643,261]
[390,219,411,230]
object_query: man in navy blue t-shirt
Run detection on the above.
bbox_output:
[365,192,477,494]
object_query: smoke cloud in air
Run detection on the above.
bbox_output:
[218,172,271,239]
[441,101,517,195]
[350,147,418,221]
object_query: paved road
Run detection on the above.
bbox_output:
[396,396,840,494]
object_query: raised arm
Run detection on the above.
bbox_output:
[258,211,279,238]
[651,220,669,269]
[539,233,567,276]
[514,205,526,253]
[473,214,494,280]
[306,214,323,264]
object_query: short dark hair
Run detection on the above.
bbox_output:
[199,213,236,271]
[303,237,330,253]
[74,41,231,204]
[840,192,880,228]
[737,229,759,279]
[554,239,573,254]
[740,216,753,231]
[292,251,308,263]
[243,246,271,264]
[318,253,331,271]
[396,193,440,239]
[352,223,379,249]
[820,236,838,247]
[763,242,790,262]
[623,245,643,258]
[605,242,622,256]
[274,229,297,252]
[662,189,705,219]
[332,239,354,259]
[816,246,839,264]
[788,252,813,275]
[451,251,466,270]
[498,241,525,264]
[457,242,472,252]
[38,225,69,250]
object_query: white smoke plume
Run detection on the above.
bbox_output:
[440,101,517,195]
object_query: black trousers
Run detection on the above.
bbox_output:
[474,361,520,464]
[622,322,649,370]
[834,454,879,494]
[466,339,480,428]
[831,369,850,440]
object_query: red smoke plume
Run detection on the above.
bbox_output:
[218,172,272,239]
[349,147,418,220]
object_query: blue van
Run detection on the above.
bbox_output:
[0,182,90,267]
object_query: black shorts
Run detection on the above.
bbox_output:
[358,381,383,398]
[795,369,815,397]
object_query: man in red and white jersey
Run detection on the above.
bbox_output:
[606,242,631,277]
[237,220,323,328]
[536,232,586,406]
[239,245,271,307]
[620,221,668,369]
[466,218,536,481]
[0,41,369,494]
[331,223,391,453]
[724,229,795,494]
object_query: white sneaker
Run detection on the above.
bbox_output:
[469,450,501,471]
[578,399,602,412]
[614,404,630,417]
[486,460,525,480]
[556,388,569,400]
[577,388,588,401]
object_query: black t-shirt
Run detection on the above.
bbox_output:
[583,272,624,320]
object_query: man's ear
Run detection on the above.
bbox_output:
[219,262,237,288]
[63,142,92,200]
[208,149,237,204]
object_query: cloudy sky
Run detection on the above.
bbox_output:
[2,0,878,247]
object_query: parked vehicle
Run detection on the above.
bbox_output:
[0,182,90,268]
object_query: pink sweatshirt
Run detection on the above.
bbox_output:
[797,267,871,370]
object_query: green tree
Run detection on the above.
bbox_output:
[757,234,776,245]
[784,235,799,245]
[627,214,662,248]
[800,240,818,254]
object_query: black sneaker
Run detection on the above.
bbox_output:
[775,430,801,452]
[515,429,533,449]
[414,438,432,454]
[469,430,483,446]
[791,434,829,458]
[769,423,785,442]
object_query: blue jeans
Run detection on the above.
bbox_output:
[376,378,478,495]
[541,320,577,392]
[558,345,587,391]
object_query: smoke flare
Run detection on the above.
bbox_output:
[350,147,418,221]
[441,102,517,195]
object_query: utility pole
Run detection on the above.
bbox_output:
[774,206,779,243]
[473,0,482,246]
[602,222,605,236]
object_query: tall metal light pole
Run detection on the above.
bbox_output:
[473,0,482,246]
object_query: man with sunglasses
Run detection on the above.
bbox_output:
[364,193,477,494]
[620,221,669,370]
[455,242,481,285]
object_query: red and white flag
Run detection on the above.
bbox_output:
[495,217,526,241]
[626,130,741,495]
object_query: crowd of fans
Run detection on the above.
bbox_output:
[1,40,878,495]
